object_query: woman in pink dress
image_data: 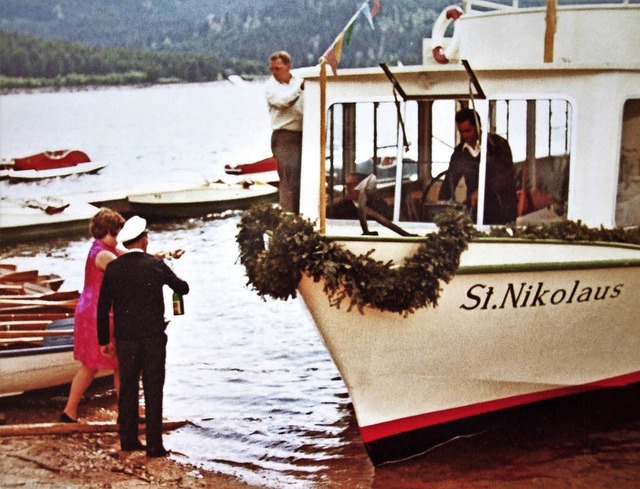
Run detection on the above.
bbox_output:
[61,208,125,422]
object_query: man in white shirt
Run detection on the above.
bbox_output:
[265,51,304,213]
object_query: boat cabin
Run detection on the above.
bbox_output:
[298,1,640,232]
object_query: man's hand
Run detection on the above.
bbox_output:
[155,248,185,260]
[100,344,115,358]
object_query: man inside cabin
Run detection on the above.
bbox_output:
[265,50,304,214]
[438,108,518,224]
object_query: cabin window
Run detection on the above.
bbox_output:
[616,99,640,227]
[325,97,572,227]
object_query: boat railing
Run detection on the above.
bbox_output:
[462,0,636,12]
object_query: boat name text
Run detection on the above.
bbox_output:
[460,280,623,311]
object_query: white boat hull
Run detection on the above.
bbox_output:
[0,199,99,246]
[297,240,640,464]
[0,319,110,398]
[127,182,278,219]
[0,348,79,397]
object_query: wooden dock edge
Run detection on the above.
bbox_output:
[0,420,189,437]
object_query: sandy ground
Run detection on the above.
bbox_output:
[0,380,263,489]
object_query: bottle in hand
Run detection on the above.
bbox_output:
[172,292,185,316]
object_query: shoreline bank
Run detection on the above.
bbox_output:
[0,381,263,488]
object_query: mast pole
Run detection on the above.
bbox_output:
[319,58,327,234]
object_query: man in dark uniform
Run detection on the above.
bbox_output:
[439,108,518,224]
[97,216,189,457]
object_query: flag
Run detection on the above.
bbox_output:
[321,0,379,76]
[324,32,344,76]
[371,0,380,18]
[362,3,374,29]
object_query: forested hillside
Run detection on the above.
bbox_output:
[0,1,454,78]
[0,0,562,88]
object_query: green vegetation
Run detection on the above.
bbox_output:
[0,30,221,90]
[2,0,574,90]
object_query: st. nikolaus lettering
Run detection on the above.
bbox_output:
[460,280,624,311]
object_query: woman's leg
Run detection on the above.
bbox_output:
[62,365,98,420]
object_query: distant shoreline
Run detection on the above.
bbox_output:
[0,77,265,96]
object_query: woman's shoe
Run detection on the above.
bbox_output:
[59,412,77,423]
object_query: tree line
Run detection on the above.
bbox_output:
[0,30,226,89]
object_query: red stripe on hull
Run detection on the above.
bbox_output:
[360,371,640,443]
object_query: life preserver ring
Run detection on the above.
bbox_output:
[431,5,464,64]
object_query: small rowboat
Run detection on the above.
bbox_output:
[0,150,107,182]
[127,180,278,220]
[0,317,111,398]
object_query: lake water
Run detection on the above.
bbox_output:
[1,83,639,488]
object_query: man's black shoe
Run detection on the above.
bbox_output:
[146,446,168,458]
[121,440,145,452]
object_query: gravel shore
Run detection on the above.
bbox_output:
[0,380,263,488]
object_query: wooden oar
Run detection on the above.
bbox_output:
[0,420,189,437]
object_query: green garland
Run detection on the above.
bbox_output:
[236,205,475,316]
[485,220,640,244]
[237,205,640,316]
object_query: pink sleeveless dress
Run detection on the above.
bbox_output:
[74,239,120,370]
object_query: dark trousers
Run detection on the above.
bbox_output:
[271,129,302,214]
[116,334,167,449]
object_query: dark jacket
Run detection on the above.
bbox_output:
[97,251,189,344]
[439,133,518,224]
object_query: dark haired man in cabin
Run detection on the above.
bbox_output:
[438,108,518,224]
[265,50,304,214]
[97,216,189,457]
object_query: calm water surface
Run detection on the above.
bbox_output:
[1,83,639,488]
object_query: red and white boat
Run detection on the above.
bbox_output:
[1,150,107,182]
[239,0,640,465]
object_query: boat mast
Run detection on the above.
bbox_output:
[544,0,557,62]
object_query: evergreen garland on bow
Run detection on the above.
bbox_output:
[236,205,475,316]
[237,205,640,316]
